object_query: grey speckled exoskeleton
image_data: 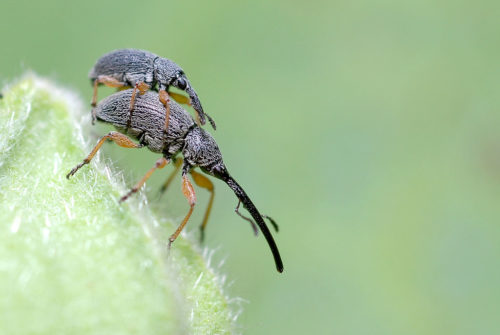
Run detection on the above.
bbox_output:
[89,48,216,133]
[66,89,283,273]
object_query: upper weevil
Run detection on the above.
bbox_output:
[89,48,216,132]
[67,89,283,273]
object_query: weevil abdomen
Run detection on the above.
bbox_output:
[89,49,156,86]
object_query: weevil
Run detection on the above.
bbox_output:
[67,89,283,273]
[89,48,216,132]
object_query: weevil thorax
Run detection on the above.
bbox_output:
[153,58,183,90]
[183,127,226,175]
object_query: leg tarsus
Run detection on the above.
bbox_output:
[158,158,183,199]
[235,200,259,236]
[66,159,90,179]
[120,157,169,202]
[206,113,217,130]
[199,229,206,244]
[66,131,141,179]
[91,79,99,124]
[91,79,99,108]
[263,215,279,232]
[234,201,278,234]
[91,108,97,125]
[168,172,196,247]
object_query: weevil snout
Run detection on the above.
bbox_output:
[184,84,204,121]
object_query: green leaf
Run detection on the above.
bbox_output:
[0,75,234,334]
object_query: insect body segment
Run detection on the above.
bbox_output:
[89,48,215,131]
[67,90,283,273]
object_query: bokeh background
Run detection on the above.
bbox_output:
[1,0,499,334]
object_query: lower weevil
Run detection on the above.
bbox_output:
[67,89,283,273]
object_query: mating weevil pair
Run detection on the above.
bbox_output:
[67,49,283,273]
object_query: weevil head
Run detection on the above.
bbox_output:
[154,58,204,123]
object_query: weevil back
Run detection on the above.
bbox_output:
[95,90,195,154]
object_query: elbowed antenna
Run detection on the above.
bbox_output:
[223,175,284,273]
[185,85,216,130]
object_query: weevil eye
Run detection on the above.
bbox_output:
[176,77,187,90]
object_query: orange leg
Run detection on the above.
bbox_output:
[168,173,196,248]
[127,81,150,129]
[66,131,142,179]
[120,157,169,202]
[159,89,171,135]
[91,76,127,124]
[158,158,183,198]
[169,92,191,106]
[190,170,215,242]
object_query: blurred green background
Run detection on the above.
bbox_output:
[2,0,499,334]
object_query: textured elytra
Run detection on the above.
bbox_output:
[96,90,195,155]
[89,49,157,85]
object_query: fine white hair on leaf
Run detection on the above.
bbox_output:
[192,272,204,290]
[44,214,51,227]
[10,216,21,234]
[41,227,50,244]
[63,201,73,220]
[217,256,228,269]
